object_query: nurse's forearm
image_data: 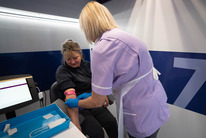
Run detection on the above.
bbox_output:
[78,91,107,108]
[78,97,98,108]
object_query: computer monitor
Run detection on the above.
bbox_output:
[0,74,39,119]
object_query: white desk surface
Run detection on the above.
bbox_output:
[52,122,86,138]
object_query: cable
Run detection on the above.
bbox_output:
[36,86,41,93]
[39,96,43,107]
[36,86,44,107]
[43,91,47,107]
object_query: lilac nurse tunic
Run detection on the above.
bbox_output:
[91,28,170,138]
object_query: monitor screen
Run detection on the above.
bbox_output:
[0,75,39,115]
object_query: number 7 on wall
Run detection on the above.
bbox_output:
[173,57,206,108]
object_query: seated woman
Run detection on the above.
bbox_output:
[56,39,118,138]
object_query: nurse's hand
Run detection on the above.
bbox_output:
[65,98,79,108]
[77,92,92,100]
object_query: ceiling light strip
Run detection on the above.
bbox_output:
[0,6,79,23]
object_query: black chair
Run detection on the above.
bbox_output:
[50,82,85,124]
[50,82,60,103]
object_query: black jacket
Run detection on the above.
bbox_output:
[56,60,91,100]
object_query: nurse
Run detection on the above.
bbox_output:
[65,1,170,138]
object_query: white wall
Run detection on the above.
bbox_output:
[0,8,89,53]
[105,0,206,53]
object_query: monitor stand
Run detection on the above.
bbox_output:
[6,111,16,119]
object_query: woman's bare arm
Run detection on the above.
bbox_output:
[65,88,82,131]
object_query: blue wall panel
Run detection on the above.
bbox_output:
[0,49,90,91]
[1,50,205,115]
[150,51,206,115]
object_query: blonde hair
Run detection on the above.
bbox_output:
[79,1,118,43]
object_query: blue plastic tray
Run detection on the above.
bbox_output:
[0,104,71,138]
